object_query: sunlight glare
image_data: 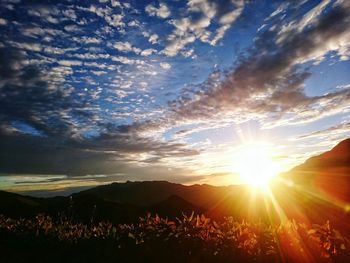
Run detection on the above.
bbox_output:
[233,142,281,189]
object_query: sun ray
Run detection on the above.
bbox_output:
[232,141,282,189]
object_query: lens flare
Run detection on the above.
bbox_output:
[233,142,281,189]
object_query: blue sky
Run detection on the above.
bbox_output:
[0,0,350,196]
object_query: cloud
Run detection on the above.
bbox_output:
[140,48,157,56]
[58,60,83,66]
[0,47,91,137]
[0,127,199,176]
[165,0,350,126]
[148,33,159,44]
[298,121,350,141]
[160,62,171,69]
[7,41,42,52]
[0,18,7,26]
[61,9,77,21]
[211,0,244,45]
[78,5,125,28]
[162,0,245,56]
[1,0,349,188]
[21,26,63,39]
[111,55,145,65]
[145,2,171,19]
[80,37,102,44]
[110,0,122,8]
[113,41,141,54]
[0,43,199,177]
[43,46,79,55]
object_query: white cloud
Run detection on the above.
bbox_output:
[140,48,157,56]
[149,33,159,44]
[265,2,289,21]
[139,81,148,88]
[110,0,122,8]
[80,37,102,44]
[22,27,62,38]
[111,56,145,65]
[64,24,81,32]
[0,18,8,26]
[145,2,170,19]
[162,0,244,56]
[128,20,140,27]
[8,41,42,52]
[91,70,107,76]
[58,60,83,66]
[160,62,171,70]
[79,5,125,28]
[62,9,77,20]
[107,15,125,28]
[163,32,196,57]
[71,53,110,60]
[113,41,141,54]
[181,48,195,58]
[43,46,79,55]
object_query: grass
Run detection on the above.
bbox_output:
[1,213,350,262]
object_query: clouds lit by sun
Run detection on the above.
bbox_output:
[0,0,350,195]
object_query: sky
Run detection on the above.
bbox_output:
[0,0,350,196]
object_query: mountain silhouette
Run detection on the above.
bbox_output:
[149,195,205,218]
[0,138,349,227]
[78,180,244,209]
[286,138,350,203]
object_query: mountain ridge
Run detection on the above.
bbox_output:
[1,138,349,225]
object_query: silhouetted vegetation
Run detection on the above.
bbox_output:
[1,213,349,262]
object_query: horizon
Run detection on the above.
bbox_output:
[1,0,350,196]
[1,137,347,198]
[1,178,250,197]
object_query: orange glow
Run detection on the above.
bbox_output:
[232,141,282,189]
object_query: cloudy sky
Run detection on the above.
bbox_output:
[0,0,350,196]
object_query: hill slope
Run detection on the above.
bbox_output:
[0,138,349,225]
[286,138,350,203]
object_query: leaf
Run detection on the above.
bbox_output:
[308,229,317,235]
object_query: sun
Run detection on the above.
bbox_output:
[233,142,281,189]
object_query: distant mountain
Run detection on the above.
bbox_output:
[0,190,144,223]
[78,180,244,209]
[0,138,349,226]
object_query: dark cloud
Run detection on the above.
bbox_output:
[0,128,199,176]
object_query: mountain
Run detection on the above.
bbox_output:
[78,180,244,209]
[0,138,349,226]
[0,189,204,223]
[272,138,350,230]
[149,195,205,218]
[0,190,138,223]
[0,190,44,217]
[286,138,350,203]
[291,138,350,175]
